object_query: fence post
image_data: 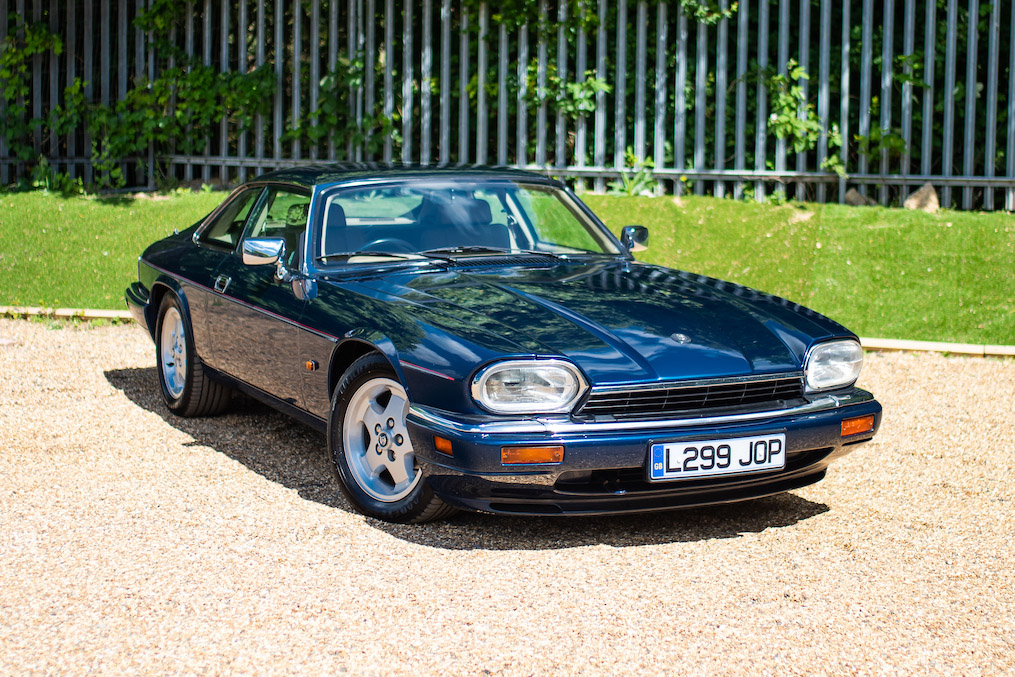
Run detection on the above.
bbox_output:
[816,0,830,204]
[614,0,627,173]
[879,0,894,206]
[773,0,787,200]
[1007,0,1015,211]
[961,0,979,210]
[476,2,488,165]
[693,20,707,196]
[402,0,413,163]
[857,0,872,198]
[754,0,769,202]
[941,0,957,208]
[593,1,607,191]
[734,0,749,201]
[714,1,728,199]
[653,1,667,195]
[674,4,687,196]
[839,0,851,203]
[535,0,547,167]
[983,0,1000,210]
[795,0,810,200]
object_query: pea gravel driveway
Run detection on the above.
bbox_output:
[1,318,1013,675]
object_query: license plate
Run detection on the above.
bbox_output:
[649,433,786,481]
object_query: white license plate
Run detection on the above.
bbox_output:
[649,433,786,481]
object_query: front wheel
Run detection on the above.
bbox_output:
[328,353,456,523]
[155,294,231,417]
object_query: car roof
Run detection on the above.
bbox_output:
[248,163,563,190]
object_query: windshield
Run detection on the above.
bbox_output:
[316,181,622,264]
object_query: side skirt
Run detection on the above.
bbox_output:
[205,367,328,434]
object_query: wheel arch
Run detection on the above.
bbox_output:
[327,335,409,402]
[149,277,192,336]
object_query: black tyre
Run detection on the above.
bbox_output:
[328,353,456,523]
[155,294,231,417]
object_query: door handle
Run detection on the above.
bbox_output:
[213,275,231,293]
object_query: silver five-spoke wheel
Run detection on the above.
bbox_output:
[155,295,231,417]
[159,306,187,399]
[343,377,420,502]
[328,353,455,522]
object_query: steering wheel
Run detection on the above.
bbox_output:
[359,238,417,254]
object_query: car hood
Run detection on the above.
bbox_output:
[349,260,852,385]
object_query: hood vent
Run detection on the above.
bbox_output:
[576,373,805,420]
[450,255,562,268]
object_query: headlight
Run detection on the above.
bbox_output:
[805,339,864,392]
[471,359,587,414]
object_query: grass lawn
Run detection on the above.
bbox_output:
[1,189,1012,344]
[585,194,1014,344]
[0,191,222,310]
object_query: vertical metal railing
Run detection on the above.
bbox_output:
[2,0,1014,209]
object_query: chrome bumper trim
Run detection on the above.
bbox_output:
[408,389,875,436]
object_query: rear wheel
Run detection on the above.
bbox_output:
[328,353,456,523]
[155,294,231,417]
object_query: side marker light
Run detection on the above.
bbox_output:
[434,436,453,456]
[841,414,875,437]
[501,446,564,465]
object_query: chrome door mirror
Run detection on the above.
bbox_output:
[242,237,295,282]
[620,225,649,252]
[242,237,285,266]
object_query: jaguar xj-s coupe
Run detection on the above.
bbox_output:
[126,165,882,523]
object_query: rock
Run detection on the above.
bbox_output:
[904,182,940,213]
[844,188,877,207]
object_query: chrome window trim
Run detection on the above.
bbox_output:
[408,389,874,436]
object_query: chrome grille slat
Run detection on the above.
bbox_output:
[578,375,805,419]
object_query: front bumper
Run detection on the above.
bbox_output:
[407,389,882,515]
[125,282,151,334]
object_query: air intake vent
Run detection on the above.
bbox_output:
[577,374,805,420]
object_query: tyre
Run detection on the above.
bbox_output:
[328,353,456,523]
[155,294,231,417]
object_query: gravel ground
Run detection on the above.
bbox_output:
[1,318,1013,675]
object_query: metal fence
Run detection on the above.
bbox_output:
[3,0,1015,210]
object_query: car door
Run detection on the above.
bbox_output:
[186,187,263,355]
[204,185,312,408]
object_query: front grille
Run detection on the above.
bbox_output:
[576,374,805,420]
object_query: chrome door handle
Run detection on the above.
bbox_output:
[213,275,231,293]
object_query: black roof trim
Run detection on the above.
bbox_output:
[248,163,563,189]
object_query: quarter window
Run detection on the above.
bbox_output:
[198,188,260,248]
[245,187,312,264]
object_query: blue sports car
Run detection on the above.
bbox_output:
[126,165,882,523]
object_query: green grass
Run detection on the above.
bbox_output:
[584,194,1015,344]
[0,192,222,309]
[1,189,1012,344]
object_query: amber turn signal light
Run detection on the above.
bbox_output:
[841,414,875,437]
[434,436,453,456]
[501,445,564,465]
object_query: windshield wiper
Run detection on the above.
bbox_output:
[420,246,576,260]
[419,245,513,256]
[318,250,449,264]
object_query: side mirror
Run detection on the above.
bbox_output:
[621,225,649,252]
[242,237,285,266]
[242,237,294,282]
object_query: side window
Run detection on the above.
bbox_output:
[245,187,312,264]
[198,188,261,248]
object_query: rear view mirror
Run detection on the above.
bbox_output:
[621,225,649,252]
